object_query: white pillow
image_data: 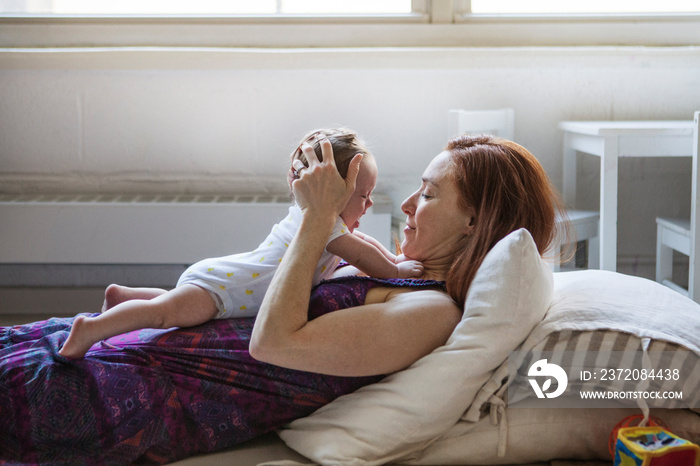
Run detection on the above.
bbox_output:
[278,228,554,466]
[420,269,700,465]
[401,403,700,465]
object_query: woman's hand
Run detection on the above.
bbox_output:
[292,139,363,219]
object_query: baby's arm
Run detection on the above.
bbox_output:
[326,233,423,279]
[351,230,396,262]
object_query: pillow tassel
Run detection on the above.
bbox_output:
[635,337,653,425]
[487,394,509,457]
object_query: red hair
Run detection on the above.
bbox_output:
[445,134,570,307]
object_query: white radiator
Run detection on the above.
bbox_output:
[0,194,393,265]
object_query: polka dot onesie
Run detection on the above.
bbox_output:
[176,204,349,318]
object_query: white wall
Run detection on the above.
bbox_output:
[2,46,700,277]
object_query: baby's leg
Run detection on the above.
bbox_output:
[60,284,217,359]
[102,284,167,313]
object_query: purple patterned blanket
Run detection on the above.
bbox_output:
[0,315,379,465]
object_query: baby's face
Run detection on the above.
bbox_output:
[339,157,377,232]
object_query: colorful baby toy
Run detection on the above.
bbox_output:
[611,415,699,466]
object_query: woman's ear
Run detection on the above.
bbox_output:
[463,218,475,235]
[462,207,476,235]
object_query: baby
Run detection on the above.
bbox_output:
[59,128,423,359]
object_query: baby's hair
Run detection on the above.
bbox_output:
[289,128,373,182]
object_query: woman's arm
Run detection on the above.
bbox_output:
[252,285,460,376]
[326,233,423,279]
[250,140,461,377]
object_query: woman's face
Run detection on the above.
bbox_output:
[400,151,474,262]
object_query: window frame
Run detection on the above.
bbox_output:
[1,0,699,48]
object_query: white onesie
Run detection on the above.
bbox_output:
[176,204,350,319]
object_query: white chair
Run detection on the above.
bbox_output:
[655,111,700,302]
[448,108,599,271]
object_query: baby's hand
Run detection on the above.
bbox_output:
[396,259,424,278]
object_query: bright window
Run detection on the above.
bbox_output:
[2,0,698,16]
[1,0,697,47]
[469,0,700,14]
[0,0,413,15]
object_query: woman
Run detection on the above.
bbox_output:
[0,134,564,464]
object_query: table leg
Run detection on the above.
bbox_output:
[689,112,700,301]
[599,136,619,271]
[562,132,577,207]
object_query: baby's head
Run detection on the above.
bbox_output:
[289,128,377,232]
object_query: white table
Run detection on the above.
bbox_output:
[559,120,695,271]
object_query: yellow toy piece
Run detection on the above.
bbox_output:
[614,426,700,466]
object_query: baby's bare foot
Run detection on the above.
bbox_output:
[59,315,98,359]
